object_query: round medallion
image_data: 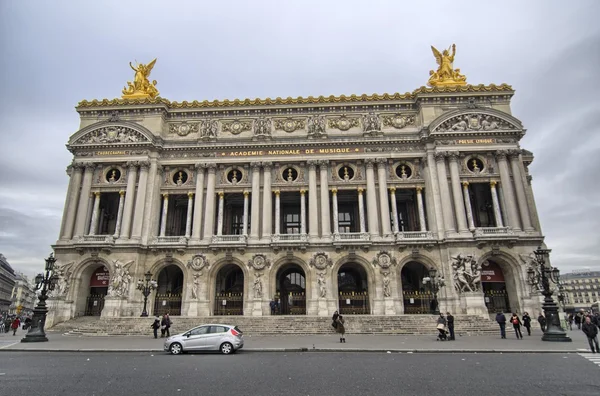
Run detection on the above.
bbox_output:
[177,124,191,136]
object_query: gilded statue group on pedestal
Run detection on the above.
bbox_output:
[122,58,160,99]
[427,44,467,87]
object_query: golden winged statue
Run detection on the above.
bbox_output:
[122,58,159,99]
[427,44,467,87]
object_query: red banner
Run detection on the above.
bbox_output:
[90,266,110,287]
[481,261,505,283]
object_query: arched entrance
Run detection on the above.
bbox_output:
[153,265,183,316]
[337,263,370,314]
[481,260,511,313]
[85,265,110,316]
[214,264,244,315]
[401,262,432,314]
[275,264,306,315]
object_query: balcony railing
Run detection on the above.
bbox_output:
[152,236,188,245]
[271,234,308,243]
[473,227,514,237]
[333,232,370,242]
[76,235,115,244]
[211,234,247,244]
[395,231,434,241]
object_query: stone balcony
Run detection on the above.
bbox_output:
[395,231,434,241]
[473,227,514,237]
[211,234,247,245]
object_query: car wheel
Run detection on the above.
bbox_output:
[220,342,233,355]
[169,342,183,355]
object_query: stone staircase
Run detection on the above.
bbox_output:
[50,315,499,336]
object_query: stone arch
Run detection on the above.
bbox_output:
[208,257,249,316]
[270,256,309,315]
[477,251,524,314]
[148,258,187,316]
[70,257,111,317]
[332,255,376,315]
[68,120,155,146]
[429,107,523,134]
[398,259,435,314]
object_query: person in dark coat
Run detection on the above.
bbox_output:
[436,313,447,341]
[151,316,160,339]
[336,315,346,343]
[582,316,599,353]
[160,314,172,337]
[495,312,507,339]
[510,313,523,339]
[537,313,547,332]
[446,312,455,341]
[331,311,339,330]
[522,312,532,336]
[567,313,574,330]
[575,312,582,329]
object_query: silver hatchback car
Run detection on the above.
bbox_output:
[164,324,244,355]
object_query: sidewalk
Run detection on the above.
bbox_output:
[0,327,592,353]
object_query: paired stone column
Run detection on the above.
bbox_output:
[319,161,331,240]
[216,192,224,236]
[191,164,206,240]
[274,190,281,235]
[425,152,446,236]
[461,182,475,231]
[159,193,169,237]
[73,163,96,237]
[119,162,139,239]
[307,161,319,240]
[300,189,307,235]
[416,186,427,232]
[331,188,339,234]
[261,162,273,240]
[365,159,380,238]
[113,190,126,239]
[376,158,392,237]
[88,192,101,235]
[185,192,194,238]
[434,152,455,234]
[496,150,521,230]
[242,191,250,236]
[389,187,399,234]
[249,162,261,242]
[61,163,83,239]
[203,164,217,241]
[131,161,150,240]
[509,150,534,231]
[357,188,367,233]
[448,152,469,234]
[490,181,504,227]
[140,159,160,244]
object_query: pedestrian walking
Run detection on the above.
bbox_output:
[151,316,160,339]
[11,317,21,336]
[510,313,523,339]
[582,316,599,353]
[331,310,339,330]
[593,313,600,330]
[496,312,507,339]
[537,313,547,332]
[567,313,574,330]
[575,312,582,330]
[522,312,532,336]
[446,312,455,341]
[269,299,277,315]
[160,314,172,338]
[336,314,346,343]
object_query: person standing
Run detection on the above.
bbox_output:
[10,317,20,336]
[336,315,346,343]
[522,312,532,336]
[160,314,172,338]
[582,316,599,353]
[567,313,574,330]
[537,313,547,332]
[331,310,339,330]
[510,313,523,339]
[496,312,507,339]
[151,316,160,339]
[575,312,582,330]
[446,312,455,341]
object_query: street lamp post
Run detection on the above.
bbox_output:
[527,246,571,342]
[136,271,158,317]
[423,267,445,315]
[21,253,59,343]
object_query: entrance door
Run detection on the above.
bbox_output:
[337,263,370,314]
[401,262,432,314]
[214,264,244,315]
[276,265,306,315]
[85,266,109,316]
[481,260,511,313]
[154,265,184,316]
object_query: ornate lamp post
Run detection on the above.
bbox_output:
[423,267,445,315]
[527,246,571,342]
[136,271,158,317]
[21,253,59,343]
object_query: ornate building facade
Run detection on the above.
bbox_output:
[0,254,16,314]
[47,52,548,326]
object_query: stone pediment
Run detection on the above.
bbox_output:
[71,123,153,146]
[431,110,522,133]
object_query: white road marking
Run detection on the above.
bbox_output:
[0,341,19,349]
[578,353,600,369]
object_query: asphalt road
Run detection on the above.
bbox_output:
[1,352,598,396]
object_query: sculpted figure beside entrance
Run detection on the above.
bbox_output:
[451,254,482,293]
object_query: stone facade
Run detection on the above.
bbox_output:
[9,273,36,316]
[0,254,16,314]
[48,83,548,326]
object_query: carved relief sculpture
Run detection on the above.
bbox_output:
[382,271,391,297]
[169,122,200,137]
[372,251,397,269]
[222,120,252,134]
[451,254,481,293]
[122,58,159,99]
[107,260,134,297]
[200,119,219,139]
[274,118,305,133]
[328,115,360,131]
[187,254,210,275]
[434,114,515,133]
[253,117,272,139]
[307,114,327,138]
[427,44,467,87]
[248,254,271,271]
[51,262,74,297]
[253,272,263,298]
[310,252,333,270]
[382,114,415,129]
[362,112,382,134]
[191,273,200,299]
[75,126,148,145]
[317,272,327,298]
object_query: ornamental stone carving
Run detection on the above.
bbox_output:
[382,114,415,129]
[191,273,200,299]
[307,114,327,137]
[187,254,210,273]
[253,272,263,298]
[169,121,200,136]
[310,252,333,270]
[274,118,305,133]
[317,271,327,298]
[372,251,396,269]
[362,112,381,133]
[222,119,252,134]
[328,114,359,131]
[248,254,271,271]
[434,113,516,133]
[107,260,134,298]
[51,262,74,297]
[254,117,272,138]
[382,271,391,297]
[200,119,218,139]
[450,253,481,293]
[75,126,149,144]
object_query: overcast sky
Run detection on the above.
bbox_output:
[0,0,598,279]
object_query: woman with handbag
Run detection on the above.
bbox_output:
[336,315,346,343]
[510,313,523,339]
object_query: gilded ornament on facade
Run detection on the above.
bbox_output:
[382,114,415,129]
[274,118,306,133]
[122,58,159,99]
[169,122,200,137]
[427,44,467,87]
[434,113,515,133]
[222,120,252,134]
[328,115,360,131]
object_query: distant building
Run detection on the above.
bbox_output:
[10,273,36,316]
[0,254,16,314]
[561,270,600,312]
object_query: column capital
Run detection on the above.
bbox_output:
[357,187,364,194]
[126,161,138,170]
[206,163,217,172]
[300,189,306,195]
[490,180,498,187]
[365,158,376,168]
[307,160,318,170]
[188,192,194,198]
[318,159,329,168]
[250,161,261,171]
[262,161,273,170]
[508,148,522,159]
[93,191,101,197]
[243,190,250,196]
[66,165,74,176]
[389,187,396,193]
[495,150,509,161]
[416,186,423,193]
[218,191,225,198]
[162,193,169,198]
[195,162,207,170]
[138,160,150,171]
[375,157,388,165]
[461,181,469,187]
[447,151,460,162]
[71,161,84,171]
[274,190,280,196]
[84,162,97,171]
[434,152,447,162]
[330,187,337,194]
[119,190,126,196]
